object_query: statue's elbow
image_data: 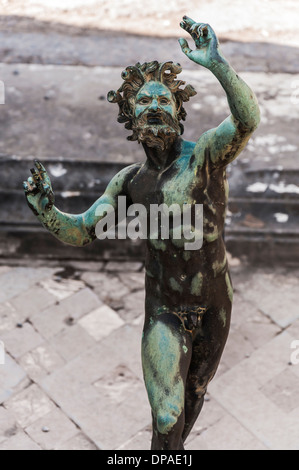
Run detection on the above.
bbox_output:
[253,106,261,130]
[246,107,260,133]
[80,227,96,247]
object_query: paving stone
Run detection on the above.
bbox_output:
[42,322,144,390]
[238,271,299,328]
[0,431,41,450]
[25,407,78,450]
[0,407,19,444]
[1,322,44,358]
[286,319,299,341]
[117,272,145,291]
[94,364,142,405]
[40,277,86,301]
[81,272,130,307]
[116,426,152,451]
[186,413,268,450]
[78,305,124,342]
[105,261,143,272]
[40,324,146,448]
[31,287,101,339]
[231,293,268,329]
[222,301,280,368]
[0,354,27,404]
[118,290,145,323]
[50,324,96,361]
[221,328,255,369]
[0,267,58,303]
[80,382,150,450]
[4,384,56,428]
[260,368,299,414]
[209,331,299,449]
[9,285,57,320]
[54,432,98,450]
[184,395,227,442]
[19,343,65,382]
[0,301,19,333]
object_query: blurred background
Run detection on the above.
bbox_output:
[0,0,299,451]
[0,0,299,264]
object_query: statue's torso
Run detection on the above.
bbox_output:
[127,139,232,311]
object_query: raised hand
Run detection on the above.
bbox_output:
[179,16,222,69]
[23,160,54,216]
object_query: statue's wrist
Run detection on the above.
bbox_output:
[209,54,229,75]
[37,203,54,222]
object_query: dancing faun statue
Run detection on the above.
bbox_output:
[24,17,260,450]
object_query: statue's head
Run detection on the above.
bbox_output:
[108,61,197,151]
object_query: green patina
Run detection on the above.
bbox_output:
[142,322,185,434]
[190,272,203,296]
[219,307,227,328]
[169,277,183,293]
[225,272,234,302]
[212,253,227,277]
[182,251,191,262]
[150,239,167,251]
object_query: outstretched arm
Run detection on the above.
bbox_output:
[23,161,139,247]
[179,16,260,167]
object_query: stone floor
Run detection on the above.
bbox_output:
[0,256,299,450]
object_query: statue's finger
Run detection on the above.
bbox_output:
[25,177,37,193]
[30,167,42,186]
[35,160,47,174]
[198,24,209,37]
[35,160,52,187]
[42,182,52,195]
[23,181,29,193]
[182,15,196,26]
[178,38,193,57]
[180,21,191,33]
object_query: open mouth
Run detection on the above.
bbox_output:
[147,115,163,125]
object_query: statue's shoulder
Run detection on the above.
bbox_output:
[106,162,143,196]
[114,162,143,182]
[191,130,215,167]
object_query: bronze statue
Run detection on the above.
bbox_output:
[24,17,260,450]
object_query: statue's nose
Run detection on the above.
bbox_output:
[149,99,159,112]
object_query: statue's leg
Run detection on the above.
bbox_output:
[142,312,193,450]
[182,293,232,443]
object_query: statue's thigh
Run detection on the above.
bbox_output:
[142,314,192,420]
[187,300,232,395]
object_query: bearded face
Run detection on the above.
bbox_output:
[132,81,181,151]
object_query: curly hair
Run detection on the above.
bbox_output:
[107,61,197,141]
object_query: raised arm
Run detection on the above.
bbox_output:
[179,16,260,167]
[23,160,140,247]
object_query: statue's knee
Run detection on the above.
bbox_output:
[156,410,179,435]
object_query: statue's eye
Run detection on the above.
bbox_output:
[138,98,150,105]
[160,98,169,105]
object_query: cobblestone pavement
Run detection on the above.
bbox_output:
[1,256,299,450]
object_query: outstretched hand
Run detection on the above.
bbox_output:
[179,16,222,69]
[23,160,54,216]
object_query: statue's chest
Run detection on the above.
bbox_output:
[129,160,204,209]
